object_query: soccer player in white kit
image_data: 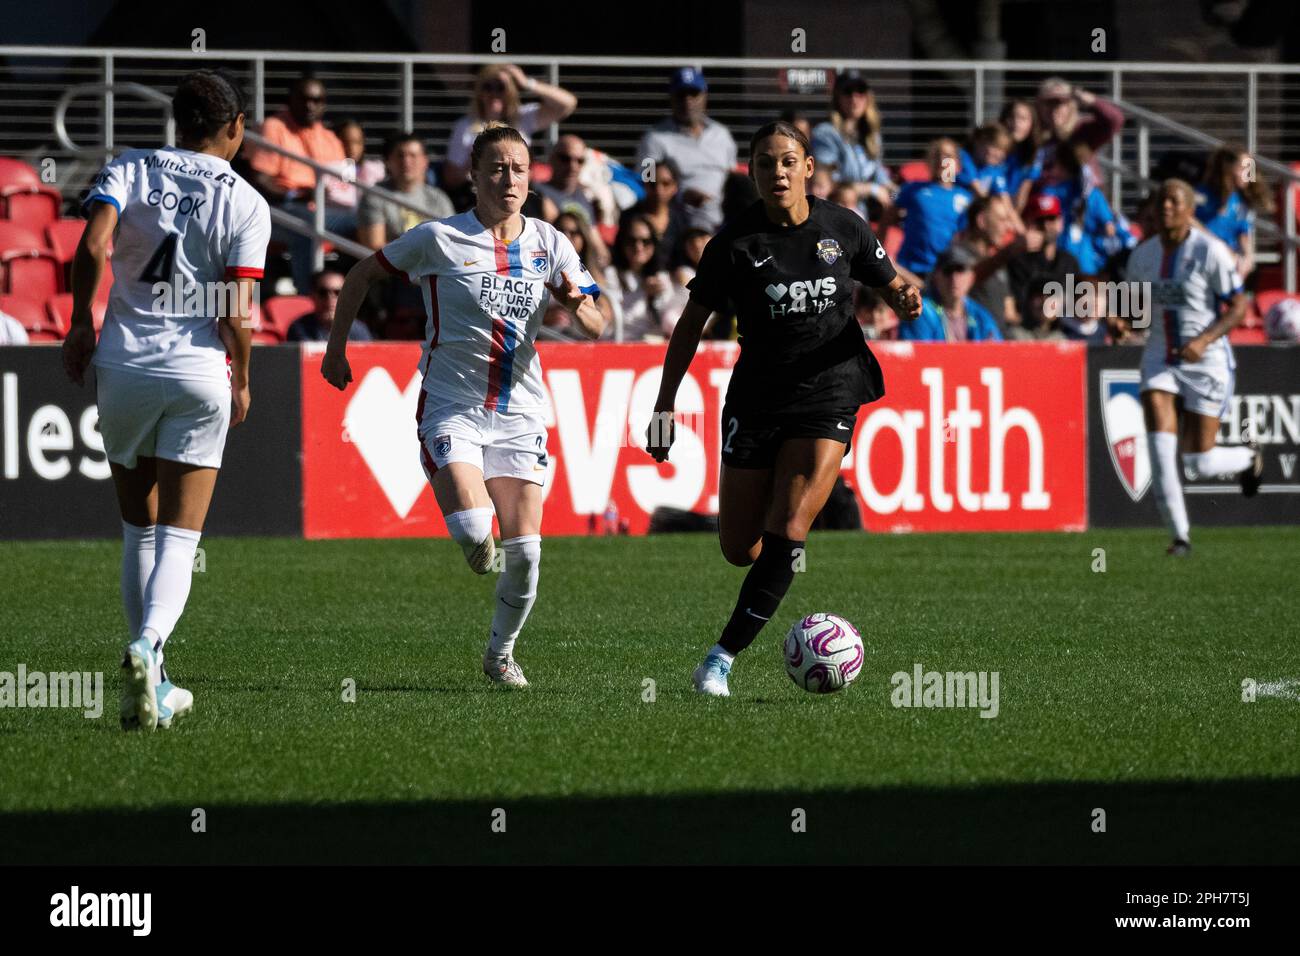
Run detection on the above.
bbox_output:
[320,125,605,686]
[62,71,271,729]
[1124,179,1262,556]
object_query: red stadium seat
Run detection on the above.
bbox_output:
[46,293,105,333]
[1229,326,1268,345]
[883,225,903,259]
[1,185,62,230]
[1253,289,1298,319]
[45,218,86,266]
[0,221,44,256]
[260,294,312,338]
[530,160,553,185]
[0,158,40,190]
[0,293,54,335]
[898,161,930,183]
[2,250,61,297]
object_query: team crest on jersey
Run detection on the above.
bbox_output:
[1099,370,1151,502]
[816,238,842,265]
[530,249,549,271]
[434,434,452,459]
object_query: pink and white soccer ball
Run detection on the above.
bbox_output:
[783,613,865,694]
[1265,299,1300,342]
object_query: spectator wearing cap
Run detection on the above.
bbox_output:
[249,75,358,294]
[357,134,455,251]
[535,134,603,229]
[810,70,895,221]
[441,63,578,202]
[889,137,973,279]
[899,244,1002,342]
[635,68,738,232]
[1006,192,1080,335]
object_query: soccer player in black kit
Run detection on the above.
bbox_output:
[646,121,921,696]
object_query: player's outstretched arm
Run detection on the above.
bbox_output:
[646,298,712,463]
[321,254,385,391]
[61,201,116,386]
[878,274,923,324]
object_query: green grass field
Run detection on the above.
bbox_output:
[1,528,1298,864]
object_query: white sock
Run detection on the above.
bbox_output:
[488,535,540,658]
[121,521,156,638]
[1148,431,1190,542]
[140,525,202,648]
[708,644,735,665]
[444,507,495,563]
[1182,446,1256,480]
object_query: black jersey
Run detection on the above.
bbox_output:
[687,196,896,414]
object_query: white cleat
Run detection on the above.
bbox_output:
[120,637,161,731]
[465,537,497,575]
[692,654,732,697]
[483,652,529,687]
[157,678,193,729]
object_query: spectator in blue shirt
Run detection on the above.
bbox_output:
[999,99,1042,212]
[1196,143,1272,278]
[810,70,895,221]
[958,123,1013,199]
[899,244,1003,342]
[891,137,974,278]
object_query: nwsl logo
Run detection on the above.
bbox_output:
[1099,370,1151,501]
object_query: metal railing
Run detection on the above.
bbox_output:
[9,46,1300,292]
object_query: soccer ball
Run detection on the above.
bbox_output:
[1265,299,1300,342]
[783,613,865,694]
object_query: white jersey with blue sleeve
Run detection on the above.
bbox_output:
[84,146,271,382]
[376,211,600,413]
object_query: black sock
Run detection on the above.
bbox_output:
[718,532,804,656]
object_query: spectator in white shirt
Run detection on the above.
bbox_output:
[0,309,30,345]
[636,68,737,232]
[605,214,688,342]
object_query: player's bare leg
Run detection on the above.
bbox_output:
[480,477,543,687]
[717,463,773,567]
[1142,389,1191,556]
[696,438,845,696]
[431,463,497,574]
[1180,407,1262,497]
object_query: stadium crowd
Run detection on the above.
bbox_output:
[2,64,1299,346]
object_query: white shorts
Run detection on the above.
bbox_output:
[1139,358,1234,419]
[416,392,549,486]
[95,365,231,469]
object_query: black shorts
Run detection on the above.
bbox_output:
[719,404,858,470]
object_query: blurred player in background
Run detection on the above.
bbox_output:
[62,70,271,730]
[646,121,921,696]
[1124,179,1262,556]
[321,124,605,686]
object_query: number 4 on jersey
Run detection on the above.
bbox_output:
[139,232,179,284]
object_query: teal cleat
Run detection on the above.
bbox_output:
[692,654,732,697]
[120,637,161,731]
[156,673,193,730]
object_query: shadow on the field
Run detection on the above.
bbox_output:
[3,776,1299,864]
